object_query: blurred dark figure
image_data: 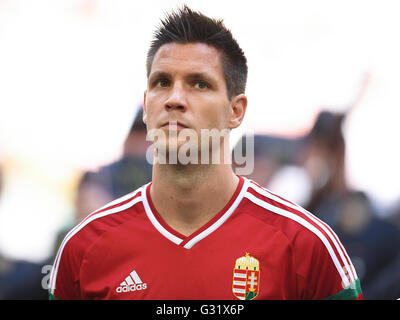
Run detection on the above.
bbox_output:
[302,111,347,222]
[233,133,305,188]
[52,106,152,256]
[389,200,400,231]
[0,162,48,299]
[73,171,114,222]
[50,106,153,299]
[334,192,400,300]
[0,257,49,299]
[51,170,113,257]
[301,111,400,299]
[92,106,152,199]
[233,108,400,299]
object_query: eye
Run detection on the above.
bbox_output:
[193,81,210,90]
[155,79,170,88]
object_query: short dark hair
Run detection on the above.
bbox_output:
[146,5,247,99]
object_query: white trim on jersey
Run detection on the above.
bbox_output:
[49,188,143,295]
[248,182,357,283]
[89,187,144,216]
[142,177,249,250]
[244,189,353,288]
[141,183,184,246]
[183,178,250,249]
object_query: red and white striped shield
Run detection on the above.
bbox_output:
[232,253,260,300]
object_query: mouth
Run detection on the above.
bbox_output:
[160,121,189,131]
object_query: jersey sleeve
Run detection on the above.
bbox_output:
[49,232,85,300]
[294,226,363,300]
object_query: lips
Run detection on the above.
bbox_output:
[160,121,189,130]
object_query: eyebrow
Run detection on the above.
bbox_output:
[148,71,171,82]
[185,72,216,84]
[148,70,217,86]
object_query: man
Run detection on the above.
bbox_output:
[49,6,362,300]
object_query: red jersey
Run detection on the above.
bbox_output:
[49,175,363,300]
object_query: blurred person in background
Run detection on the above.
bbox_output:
[232,134,309,206]
[52,107,152,256]
[93,107,152,199]
[239,109,400,299]
[301,111,348,225]
[300,111,400,300]
[51,170,112,257]
[333,191,400,299]
[366,199,400,299]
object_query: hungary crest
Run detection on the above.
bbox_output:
[232,253,260,300]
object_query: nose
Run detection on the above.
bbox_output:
[164,81,187,112]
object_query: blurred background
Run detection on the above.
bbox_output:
[0,0,400,299]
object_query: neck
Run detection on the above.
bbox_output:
[150,162,239,236]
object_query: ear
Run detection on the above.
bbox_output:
[142,90,148,124]
[228,94,247,129]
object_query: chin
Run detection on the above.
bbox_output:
[154,138,202,165]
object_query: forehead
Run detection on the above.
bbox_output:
[150,42,224,78]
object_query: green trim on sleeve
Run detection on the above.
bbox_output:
[49,291,58,300]
[325,278,362,300]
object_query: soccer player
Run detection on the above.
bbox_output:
[49,6,363,300]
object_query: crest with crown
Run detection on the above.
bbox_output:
[232,253,260,300]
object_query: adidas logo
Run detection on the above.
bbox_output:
[116,270,147,293]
